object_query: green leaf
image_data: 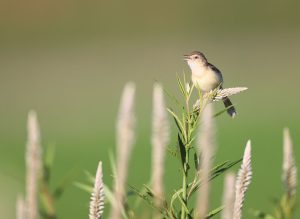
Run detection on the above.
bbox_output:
[128,184,158,211]
[128,183,171,219]
[103,185,116,206]
[210,161,231,173]
[213,104,237,118]
[83,170,95,183]
[170,188,183,214]
[44,144,55,168]
[188,159,242,198]
[187,83,195,100]
[143,184,155,197]
[109,151,117,178]
[74,182,116,211]
[189,136,196,146]
[205,206,223,218]
[210,158,242,180]
[190,108,201,131]
[177,134,186,168]
[73,181,93,193]
[167,108,185,138]
[176,74,186,96]
[132,181,151,208]
[43,144,56,183]
[39,184,56,218]
[175,191,190,215]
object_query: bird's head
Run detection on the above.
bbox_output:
[184,51,208,70]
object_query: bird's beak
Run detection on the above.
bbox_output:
[183,54,190,61]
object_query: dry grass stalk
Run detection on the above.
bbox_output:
[193,87,248,111]
[151,83,170,211]
[26,110,42,219]
[210,87,248,101]
[233,141,252,219]
[89,161,105,219]
[221,172,236,219]
[282,128,297,198]
[196,104,216,219]
[109,82,136,219]
[16,194,26,219]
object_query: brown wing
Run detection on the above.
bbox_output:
[207,62,224,87]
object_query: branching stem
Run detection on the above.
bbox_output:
[180,96,193,219]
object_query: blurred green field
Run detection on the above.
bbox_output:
[1,0,300,218]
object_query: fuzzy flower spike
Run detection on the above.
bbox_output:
[233,140,252,219]
[89,161,105,219]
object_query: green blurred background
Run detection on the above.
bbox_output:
[1,0,300,218]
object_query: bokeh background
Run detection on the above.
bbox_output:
[1,0,300,218]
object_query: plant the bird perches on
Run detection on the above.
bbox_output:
[165,75,248,219]
[77,75,250,219]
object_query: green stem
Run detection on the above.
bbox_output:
[181,148,190,219]
[181,98,191,219]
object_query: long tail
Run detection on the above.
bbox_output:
[223,97,237,118]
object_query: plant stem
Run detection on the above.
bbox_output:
[181,148,190,219]
[181,98,191,219]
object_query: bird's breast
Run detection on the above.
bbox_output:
[191,68,223,92]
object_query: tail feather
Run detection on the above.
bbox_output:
[223,97,236,118]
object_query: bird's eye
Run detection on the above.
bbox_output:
[194,56,198,59]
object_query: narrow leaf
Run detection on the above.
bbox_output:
[206,206,224,218]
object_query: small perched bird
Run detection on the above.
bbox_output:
[184,51,236,118]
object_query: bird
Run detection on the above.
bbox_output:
[184,51,236,118]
